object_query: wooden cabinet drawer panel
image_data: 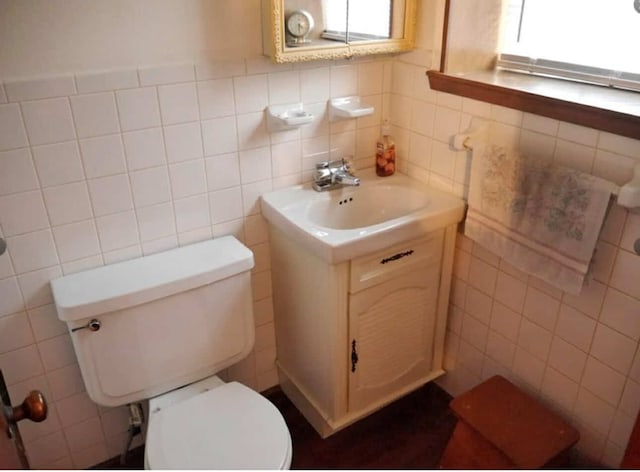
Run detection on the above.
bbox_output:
[349,230,444,293]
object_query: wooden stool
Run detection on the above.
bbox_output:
[439,375,580,469]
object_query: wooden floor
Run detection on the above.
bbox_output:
[271,383,456,469]
[96,382,457,469]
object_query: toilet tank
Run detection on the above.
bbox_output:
[50,237,255,407]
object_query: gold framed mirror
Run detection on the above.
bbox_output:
[261,0,417,63]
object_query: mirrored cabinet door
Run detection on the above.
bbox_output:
[262,0,417,63]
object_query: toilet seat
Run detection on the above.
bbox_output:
[145,381,292,469]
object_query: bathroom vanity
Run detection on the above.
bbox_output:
[262,171,465,436]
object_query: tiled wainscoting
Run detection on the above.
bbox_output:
[1,50,639,469]
[387,62,640,468]
[0,55,391,468]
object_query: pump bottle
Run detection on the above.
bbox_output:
[376,121,395,177]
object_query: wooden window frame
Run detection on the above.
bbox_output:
[428,0,640,141]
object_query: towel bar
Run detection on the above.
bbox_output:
[451,119,640,209]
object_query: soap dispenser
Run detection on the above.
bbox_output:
[376,120,396,177]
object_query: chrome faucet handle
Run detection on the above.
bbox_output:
[313,167,331,179]
[316,157,354,170]
[333,157,359,186]
[334,173,360,186]
[312,156,359,191]
[336,157,355,176]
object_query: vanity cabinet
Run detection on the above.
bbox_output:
[269,224,456,437]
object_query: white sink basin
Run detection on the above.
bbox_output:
[260,169,466,263]
[306,183,431,230]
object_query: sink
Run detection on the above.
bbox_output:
[260,169,466,263]
[307,184,431,229]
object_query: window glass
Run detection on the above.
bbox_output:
[322,0,391,40]
[500,0,640,88]
[347,0,391,39]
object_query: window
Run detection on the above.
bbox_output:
[322,0,392,41]
[499,0,640,91]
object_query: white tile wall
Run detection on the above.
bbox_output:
[164,122,203,163]
[130,166,171,208]
[385,58,640,467]
[75,69,139,95]
[122,127,166,171]
[197,78,236,119]
[0,190,49,236]
[4,76,76,102]
[2,46,639,472]
[70,92,120,138]
[0,104,29,151]
[158,82,199,125]
[0,56,390,469]
[32,142,84,187]
[79,134,126,178]
[22,98,76,146]
[115,87,161,131]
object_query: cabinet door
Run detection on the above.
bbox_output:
[348,266,440,412]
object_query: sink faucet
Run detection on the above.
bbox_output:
[312,158,361,191]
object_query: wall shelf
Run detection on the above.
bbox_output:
[427,69,640,141]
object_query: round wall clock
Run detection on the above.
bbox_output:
[285,9,314,46]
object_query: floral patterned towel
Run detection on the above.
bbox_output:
[465,144,614,294]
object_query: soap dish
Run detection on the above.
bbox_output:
[266,103,315,132]
[329,96,375,121]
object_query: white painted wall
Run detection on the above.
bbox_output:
[0,0,263,78]
[444,0,504,72]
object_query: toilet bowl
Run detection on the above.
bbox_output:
[144,376,292,469]
[50,236,292,469]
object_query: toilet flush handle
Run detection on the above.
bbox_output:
[71,319,101,333]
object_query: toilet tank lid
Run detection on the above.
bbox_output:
[50,236,254,322]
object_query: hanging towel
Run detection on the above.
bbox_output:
[465,144,614,294]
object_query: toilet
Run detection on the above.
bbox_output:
[50,236,292,469]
